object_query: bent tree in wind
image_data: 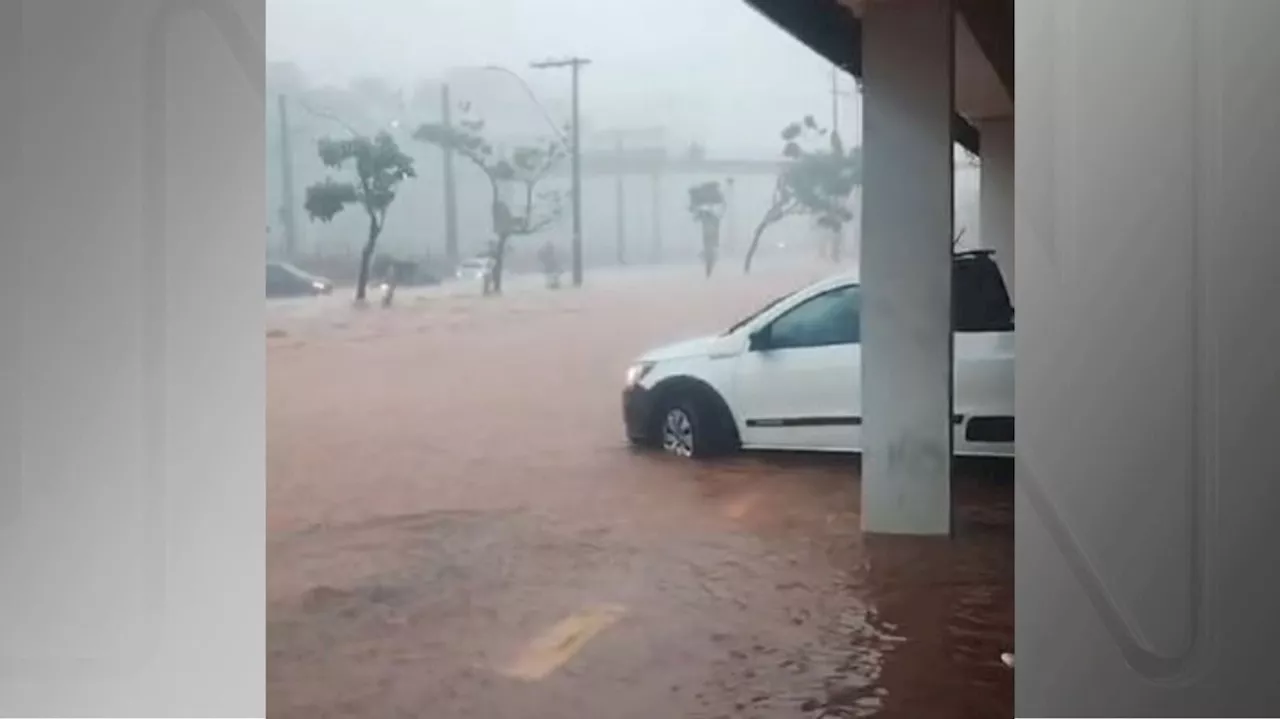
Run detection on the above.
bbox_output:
[742,116,861,274]
[414,104,566,295]
[303,132,417,302]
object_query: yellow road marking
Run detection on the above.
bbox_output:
[499,604,627,681]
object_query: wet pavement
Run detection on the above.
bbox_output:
[267,264,1013,719]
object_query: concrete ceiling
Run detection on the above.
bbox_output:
[744,0,991,152]
[954,13,1012,121]
[837,0,1013,122]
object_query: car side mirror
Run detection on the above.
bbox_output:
[748,326,772,352]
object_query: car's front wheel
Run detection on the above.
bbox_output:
[659,405,698,457]
[653,393,735,460]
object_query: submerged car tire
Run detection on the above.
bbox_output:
[652,390,736,460]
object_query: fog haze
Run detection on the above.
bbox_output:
[266,0,848,154]
[265,0,980,271]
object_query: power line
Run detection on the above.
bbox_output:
[446,65,568,144]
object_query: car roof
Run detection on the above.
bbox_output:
[269,261,324,279]
[804,251,996,289]
[803,270,859,293]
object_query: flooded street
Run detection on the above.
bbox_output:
[267,265,1013,719]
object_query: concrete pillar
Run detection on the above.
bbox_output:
[979,117,1015,292]
[860,0,956,535]
[0,0,18,525]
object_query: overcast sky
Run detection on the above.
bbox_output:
[266,0,859,154]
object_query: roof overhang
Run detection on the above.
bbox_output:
[745,0,1014,155]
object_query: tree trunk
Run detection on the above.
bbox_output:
[742,210,778,275]
[701,218,720,278]
[485,183,507,296]
[355,219,380,301]
[491,235,509,294]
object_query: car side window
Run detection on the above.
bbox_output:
[953,256,1014,332]
[765,285,860,350]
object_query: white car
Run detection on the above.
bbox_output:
[455,257,494,282]
[622,250,1014,459]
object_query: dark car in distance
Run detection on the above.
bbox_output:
[266,261,334,298]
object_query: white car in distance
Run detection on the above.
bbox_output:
[622,250,1014,459]
[455,257,494,282]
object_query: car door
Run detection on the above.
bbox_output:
[732,284,862,451]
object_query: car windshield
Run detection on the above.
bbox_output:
[722,290,796,335]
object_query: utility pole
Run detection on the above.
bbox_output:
[830,64,840,135]
[440,83,459,264]
[852,77,864,144]
[276,94,298,258]
[614,134,626,265]
[651,172,662,264]
[530,56,591,287]
[829,65,858,261]
[723,176,736,254]
[571,63,584,284]
[829,63,856,141]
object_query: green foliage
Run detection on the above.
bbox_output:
[785,146,859,230]
[778,118,860,230]
[413,108,566,239]
[687,181,725,223]
[413,104,566,294]
[304,179,358,223]
[759,115,860,228]
[414,122,490,156]
[742,116,862,272]
[301,128,417,300]
[304,131,416,225]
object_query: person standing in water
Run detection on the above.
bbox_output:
[481,241,498,296]
[538,241,562,289]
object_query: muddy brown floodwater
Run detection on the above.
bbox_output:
[267,264,1013,719]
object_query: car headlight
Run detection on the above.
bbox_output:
[625,362,655,387]
[311,281,326,290]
